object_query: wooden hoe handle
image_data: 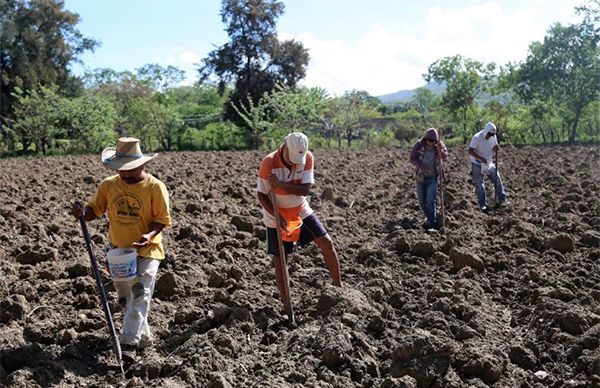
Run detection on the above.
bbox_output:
[79,216,125,376]
[269,191,295,323]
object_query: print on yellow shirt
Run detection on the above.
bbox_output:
[114,192,143,225]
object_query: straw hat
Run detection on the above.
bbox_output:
[101,137,157,171]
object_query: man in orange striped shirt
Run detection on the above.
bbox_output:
[257,133,342,312]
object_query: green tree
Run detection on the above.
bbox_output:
[410,87,441,124]
[62,90,117,153]
[230,93,273,148]
[199,0,309,146]
[136,64,185,91]
[265,85,327,125]
[11,84,62,154]
[261,85,328,148]
[146,102,183,151]
[83,68,133,88]
[579,98,600,141]
[85,68,156,140]
[391,109,423,143]
[337,90,381,147]
[12,85,117,154]
[196,121,246,150]
[424,55,496,141]
[315,98,340,148]
[515,22,600,142]
[167,84,225,129]
[0,0,98,139]
[230,84,329,148]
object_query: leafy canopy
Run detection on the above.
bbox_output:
[198,0,309,141]
[425,55,496,138]
[0,0,98,120]
[515,22,600,142]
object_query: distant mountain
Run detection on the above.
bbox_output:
[378,81,512,106]
[377,82,445,105]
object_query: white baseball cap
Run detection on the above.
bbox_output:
[285,132,308,165]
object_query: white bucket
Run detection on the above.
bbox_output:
[105,248,137,282]
[481,162,495,175]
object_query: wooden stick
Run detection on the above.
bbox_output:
[436,133,446,229]
[269,191,295,323]
[79,216,125,376]
[494,147,499,207]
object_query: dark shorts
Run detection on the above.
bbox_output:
[266,214,328,256]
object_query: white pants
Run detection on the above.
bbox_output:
[113,257,159,346]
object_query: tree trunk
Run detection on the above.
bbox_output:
[21,138,32,154]
[116,122,125,137]
[462,107,468,141]
[164,138,171,151]
[253,130,260,150]
[536,123,547,144]
[569,105,583,143]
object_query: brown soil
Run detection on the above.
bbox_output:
[1,145,599,387]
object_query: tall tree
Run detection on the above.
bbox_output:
[0,0,98,132]
[136,64,185,91]
[198,0,309,147]
[167,84,225,129]
[62,90,117,153]
[11,84,62,154]
[264,85,328,134]
[11,84,119,154]
[424,55,496,141]
[233,84,328,147]
[411,87,441,124]
[515,22,600,142]
[85,67,192,151]
[84,69,153,138]
[337,90,381,148]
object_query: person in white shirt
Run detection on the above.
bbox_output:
[468,122,507,212]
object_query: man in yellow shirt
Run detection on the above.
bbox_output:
[71,137,171,366]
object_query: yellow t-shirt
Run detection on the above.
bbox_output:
[87,174,172,259]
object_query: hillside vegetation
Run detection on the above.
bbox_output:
[1,0,599,157]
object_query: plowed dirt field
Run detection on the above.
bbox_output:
[1,145,599,387]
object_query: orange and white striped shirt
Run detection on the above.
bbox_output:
[257,148,315,228]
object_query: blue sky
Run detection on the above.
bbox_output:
[64,0,582,96]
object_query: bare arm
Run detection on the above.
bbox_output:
[468,147,488,163]
[273,181,312,196]
[257,191,287,229]
[132,222,167,247]
[268,174,312,196]
[257,192,275,218]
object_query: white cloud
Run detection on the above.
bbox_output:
[286,0,581,96]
